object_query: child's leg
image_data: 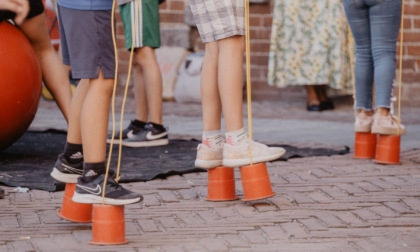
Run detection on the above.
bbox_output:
[81,70,114,163]
[134,47,162,125]
[20,13,72,122]
[202,41,222,132]
[217,36,244,132]
[194,41,224,169]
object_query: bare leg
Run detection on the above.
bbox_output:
[66,79,89,144]
[81,70,114,163]
[217,36,244,132]
[133,61,148,122]
[20,13,72,122]
[306,85,320,106]
[135,47,163,125]
[201,41,222,131]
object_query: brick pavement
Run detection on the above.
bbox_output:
[1,97,420,251]
[1,149,420,251]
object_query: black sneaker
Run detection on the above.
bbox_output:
[50,154,83,183]
[122,123,169,148]
[72,174,143,205]
[107,120,144,144]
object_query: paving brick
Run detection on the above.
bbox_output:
[241,229,268,244]
[368,205,399,218]
[158,190,179,203]
[352,209,381,221]
[384,201,416,214]
[199,237,229,251]
[314,212,347,228]
[402,198,420,212]
[281,222,309,238]
[299,218,328,231]
[221,234,249,247]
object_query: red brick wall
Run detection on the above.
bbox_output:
[116,0,420,105]
[400,0,420,105]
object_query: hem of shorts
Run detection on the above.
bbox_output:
[202,30,245,43]
[126,44,161,51]
[71,70,114,80]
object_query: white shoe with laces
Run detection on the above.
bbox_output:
[223,139,285,168]
[371,113,406,135]
[354,112,374,133]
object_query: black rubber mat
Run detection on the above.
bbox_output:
[0,131,349,191]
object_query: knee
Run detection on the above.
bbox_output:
[135,47,156,67]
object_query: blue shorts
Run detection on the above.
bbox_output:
[57,5,115,79]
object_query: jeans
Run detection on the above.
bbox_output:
[343,0,401,110]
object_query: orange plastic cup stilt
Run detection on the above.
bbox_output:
[240,162,276,201]
[89,204,128,245]
[206,166,238,201]
[353,132,377,159]
[374,134,401,165]
[57,183,92,223]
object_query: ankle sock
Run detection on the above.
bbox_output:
[202,130,224,149]
[83,161,106,181]
[63,142,83,164]
[225,128,247,146]
[132,119,147,129]
[149,122,166,132]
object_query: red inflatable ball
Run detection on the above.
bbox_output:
[0,21,42,151]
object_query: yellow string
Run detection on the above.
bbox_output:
[245,0,253,165]
[397,0,405,136]
[102,0,139,204]
[116,0,140,183]
[347,28,357,120]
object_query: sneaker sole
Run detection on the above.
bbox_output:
[354,125,372,133]
[121,139,169,148]
[371,126,406,135]
[106,138,124,144]
[72,192,142,205]
[194,159,223,169]
[223,149,286,168]
[50,168,80,184]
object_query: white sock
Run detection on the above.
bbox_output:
[225,128,247,146]
[202,130,224,149]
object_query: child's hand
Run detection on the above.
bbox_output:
[0,0,30,25]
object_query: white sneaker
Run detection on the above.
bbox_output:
[371,113,406,135]
[195,144,223,169]
[354,112,374,133]
[223,140,285,168]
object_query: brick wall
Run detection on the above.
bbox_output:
[116,0,420,105]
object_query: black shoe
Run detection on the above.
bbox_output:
[307,104,322,112]
[320,99,335,110]
[0,188,4,199]
[107,120,144,144]
[72,174,143,205]
[122,123,169,148]
[50,154,83,183]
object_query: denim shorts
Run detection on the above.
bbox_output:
[57,5,115,79]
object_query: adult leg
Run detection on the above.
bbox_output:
[217,36,244,132]
[369,0,402,115]
[343,0,374,113]
[20,13,72,122]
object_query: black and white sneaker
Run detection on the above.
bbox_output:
[72,174,143,205]
[107,120,144,144]
[122,123,169,148]
[50,154,83,183]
